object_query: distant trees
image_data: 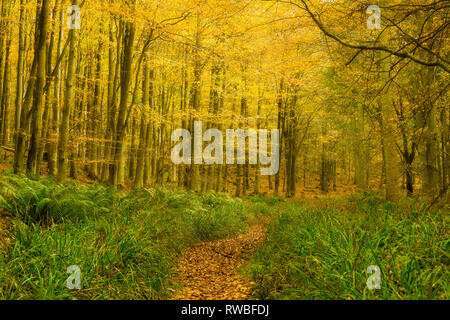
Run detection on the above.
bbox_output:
[277,0,449,201]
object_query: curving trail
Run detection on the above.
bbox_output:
[171,223,267,300]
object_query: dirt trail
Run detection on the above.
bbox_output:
[171,223,267,300]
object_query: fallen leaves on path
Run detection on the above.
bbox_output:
[171,223,267,300]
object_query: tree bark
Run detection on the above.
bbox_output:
[57,0,78,181]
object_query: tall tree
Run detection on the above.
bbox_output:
[57,0,79,181]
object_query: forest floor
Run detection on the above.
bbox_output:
[0,164,447,300]
[171,222,268,300]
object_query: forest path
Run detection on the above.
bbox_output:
[171,222,267,300]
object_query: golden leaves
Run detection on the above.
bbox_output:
[172,224,266,300]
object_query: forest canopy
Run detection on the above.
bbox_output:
[0,0,448,202]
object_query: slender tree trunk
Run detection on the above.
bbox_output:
[14,0,26,167]
[48,0,63,175]
[1,38,11,147]
[57,0,79,181]
[134,57,149,189]
[274,79,284,196]
[110,19,135,187]
[87,48,101,179]
[27,0,50,175]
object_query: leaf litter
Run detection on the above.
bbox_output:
[171,223,267,300]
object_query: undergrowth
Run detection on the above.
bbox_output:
[0,174,447,300]
[0,174,256,299]
[245,193,449,300]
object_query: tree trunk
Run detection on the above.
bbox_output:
[110,19,135,187]
[27,0,50,175]
[57,0,78,181]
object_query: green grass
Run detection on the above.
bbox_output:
[244,193,449,300]
[0,174,448,300]
[0,175,255,299]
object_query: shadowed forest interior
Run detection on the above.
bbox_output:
[0,0,448,300]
